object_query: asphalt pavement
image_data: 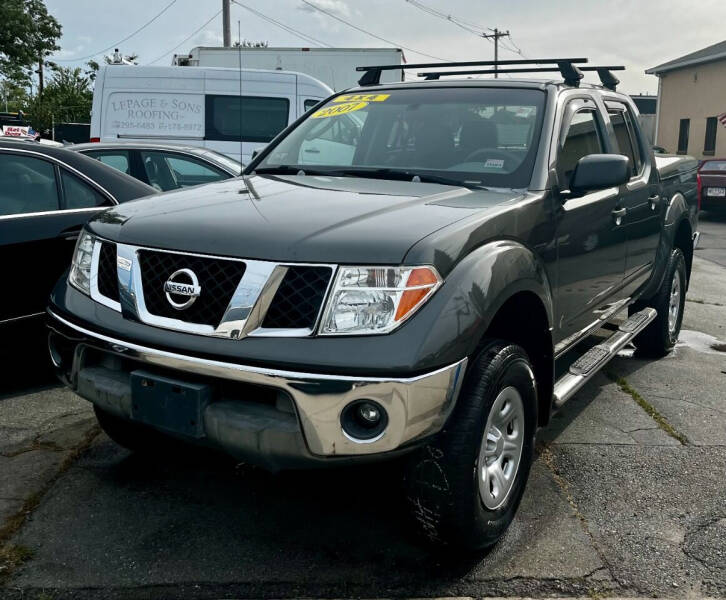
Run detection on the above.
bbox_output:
[1,212,725,599]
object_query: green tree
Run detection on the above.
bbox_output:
[23,66,92,133]
[0,0,61,84]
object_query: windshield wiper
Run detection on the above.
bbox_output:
[337,168,487,189]
[253,166,487,189]
[253,165,340,177]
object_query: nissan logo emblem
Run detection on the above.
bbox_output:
[164,268,201,310]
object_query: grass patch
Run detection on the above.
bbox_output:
[606,371,689,445]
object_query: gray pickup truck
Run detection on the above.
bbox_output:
[47,58,698,551]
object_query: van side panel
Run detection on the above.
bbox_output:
[94,66,332,163]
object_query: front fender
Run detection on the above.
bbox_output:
[411,239,554,364]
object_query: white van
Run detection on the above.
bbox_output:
[89,65,333,163]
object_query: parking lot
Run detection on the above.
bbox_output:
[0,213,724,600]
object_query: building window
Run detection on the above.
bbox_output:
[704,117,718,156]
[677,118,690,154]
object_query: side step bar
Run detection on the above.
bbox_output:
[553,308,657,408]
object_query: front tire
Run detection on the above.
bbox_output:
[404,341,537,551]
[633,247,687,357]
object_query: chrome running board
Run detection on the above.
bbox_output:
[553,307,657,408]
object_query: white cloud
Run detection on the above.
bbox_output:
[297,0,353,18]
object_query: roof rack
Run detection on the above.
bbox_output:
[419,65,625,91]
[355,58,625,90]
[356,58,588,86]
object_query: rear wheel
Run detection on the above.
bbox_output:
[633,247,687,357]
[404,341,537,551]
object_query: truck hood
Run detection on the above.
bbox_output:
[88,174,523,265]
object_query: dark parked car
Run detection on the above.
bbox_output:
[69,142,242,191]
[0,140,155,348]
[48,59,698,550]
[697,158,726,211]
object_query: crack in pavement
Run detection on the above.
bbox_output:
[538,444,619,591]
[605,370,690,445]
[0,424,100,585]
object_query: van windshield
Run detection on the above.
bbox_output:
[254,87,546,189]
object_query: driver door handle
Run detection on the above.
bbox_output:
[612,207,627,225]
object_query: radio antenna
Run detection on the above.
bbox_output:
[238,20,243,164]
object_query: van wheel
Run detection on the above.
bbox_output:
[404,341,537,551]
[633,247,687,357]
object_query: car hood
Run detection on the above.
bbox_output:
[88,174,523,265]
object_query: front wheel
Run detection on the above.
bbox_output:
[633,247,687,357]
[404,341,537,551]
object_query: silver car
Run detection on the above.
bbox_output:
[69,142,242,191]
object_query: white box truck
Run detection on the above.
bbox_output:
[172,47,404,91]
[89,65,332,163]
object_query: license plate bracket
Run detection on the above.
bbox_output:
[708,187,726,197]
[130,370,211,438]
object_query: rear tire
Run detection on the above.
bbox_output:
[94,405,171,454]
[404,341,537,551]
[632,247,687,357]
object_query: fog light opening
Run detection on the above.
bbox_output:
[341,400,388,443]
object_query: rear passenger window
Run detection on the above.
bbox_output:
[86,151,131,175]
[609,111,638,176]
[0,154,59,216]
[608,104,643,177]
[205,95,290,143]
[60,170,110,209]
[558,109,605,189]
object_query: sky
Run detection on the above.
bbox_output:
[45,0,726,95]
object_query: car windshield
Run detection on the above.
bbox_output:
[253,87,546,189]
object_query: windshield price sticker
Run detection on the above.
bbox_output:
[334,93,390,103]
[311,101,369,119]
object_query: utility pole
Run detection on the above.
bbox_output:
[36,58,44,95]
[482,28,510,78]
[222,0,231,47]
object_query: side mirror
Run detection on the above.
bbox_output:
[251,149,260,160]
[568,154,630,196]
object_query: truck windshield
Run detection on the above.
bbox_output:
[254,87,546,189]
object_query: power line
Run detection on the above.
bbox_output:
[298,0,451,62]
[232,0,332,47]
[146,8,223,65]
[403,0,491,39]
[55,0,178,62]
[403,0,528,58]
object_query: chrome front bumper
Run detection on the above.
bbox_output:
[48,310,467,461]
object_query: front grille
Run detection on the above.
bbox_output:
[137,250,246,326]
[97,242,120,302]
[263,266,332,329]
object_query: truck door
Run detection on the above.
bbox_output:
[553,98,628,343]
[605,101,661,294]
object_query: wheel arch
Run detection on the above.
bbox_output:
[418,239,555,426]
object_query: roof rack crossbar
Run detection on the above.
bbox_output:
[420,65,625,89]
[356,57,588,86]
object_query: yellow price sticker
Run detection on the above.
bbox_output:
[334,93,390,103]
[311,101,369,119]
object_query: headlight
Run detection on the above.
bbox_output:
[320,266,442,335]
[69,230,95,295]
